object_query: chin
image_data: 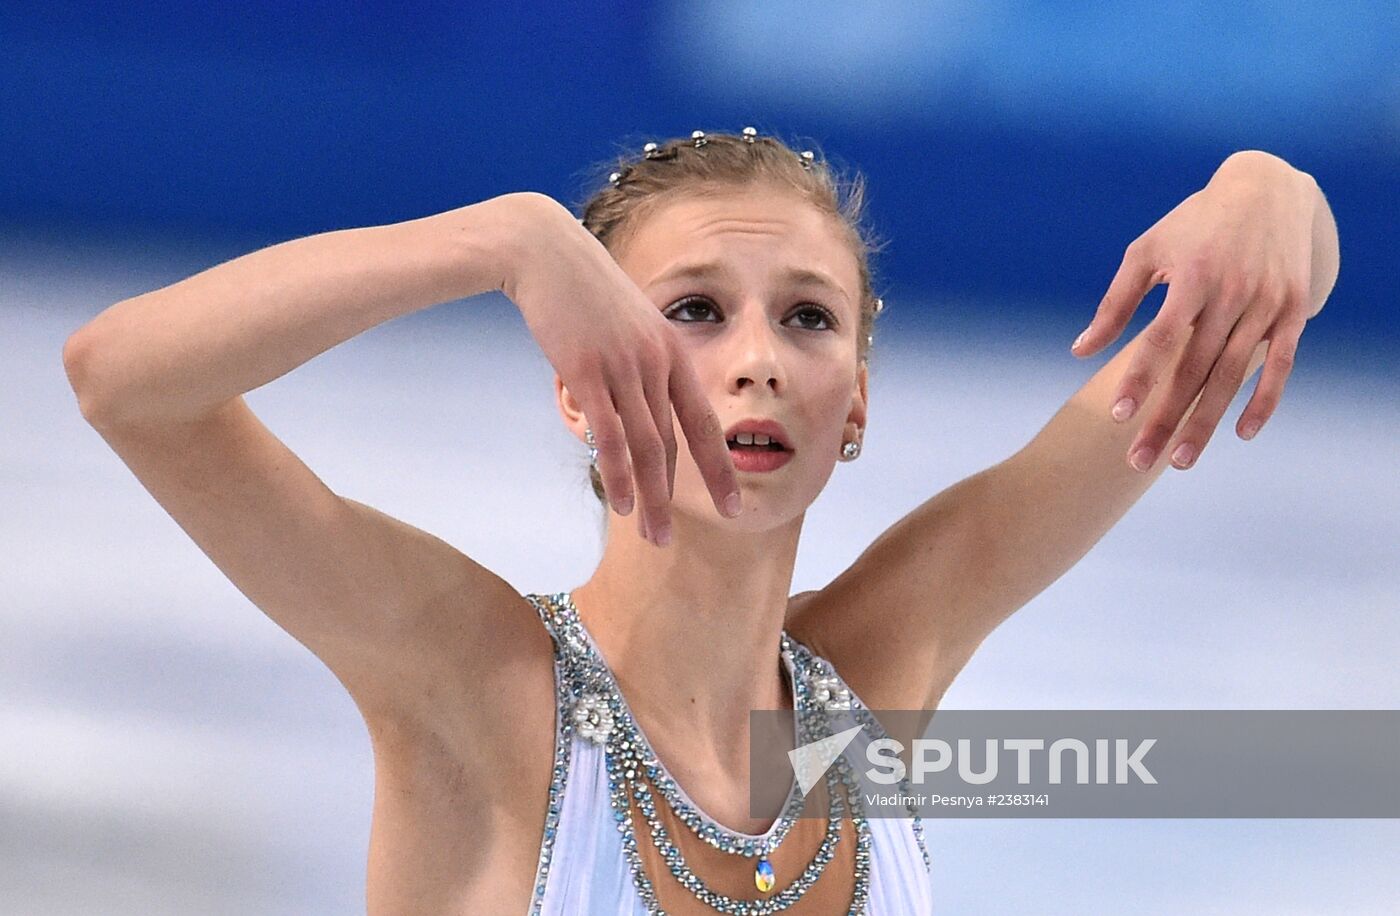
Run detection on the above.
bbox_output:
[679,490,812,533]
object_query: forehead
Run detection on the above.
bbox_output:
[617,186,861,300]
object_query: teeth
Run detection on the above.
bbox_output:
[733,432,774,446]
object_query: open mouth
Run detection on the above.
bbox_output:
[726,438,788,452]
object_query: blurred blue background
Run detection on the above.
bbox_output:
[4,3,1398,914]
[4,1,1397,346]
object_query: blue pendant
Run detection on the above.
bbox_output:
[755,855,775,893]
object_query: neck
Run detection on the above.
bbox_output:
[570,505,803,770]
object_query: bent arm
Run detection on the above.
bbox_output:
[801,156,1338,713]
[63,191,547,424]
[955,163,1336,641]
[57,191,567,730]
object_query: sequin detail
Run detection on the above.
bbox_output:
[523,591,932,914]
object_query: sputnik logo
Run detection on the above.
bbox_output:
[787,725,864,795]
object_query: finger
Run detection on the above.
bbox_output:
[615,377,673,546]
[1165,312,1267,470]
[1124,292,1236,472]
[582,393,636,516]
[1110,269,1208,427]
[639,355,678,503]
[1236,311,1306,441]
[669,352,742,518]
[1074,239,1158,358]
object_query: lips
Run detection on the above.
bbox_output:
[727,445,793,473]
[722,417,794,474]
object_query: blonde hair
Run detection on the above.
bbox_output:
[571,128,888,506]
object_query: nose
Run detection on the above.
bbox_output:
[727,300,784,395]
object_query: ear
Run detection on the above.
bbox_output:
[849,359,869,431]
[555,372,588,443]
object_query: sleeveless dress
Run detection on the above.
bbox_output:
[522,591,935,915]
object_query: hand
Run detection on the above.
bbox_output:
[498,193,741,545]
[1071,153,1319,472]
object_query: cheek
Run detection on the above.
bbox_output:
[811,375,857,422]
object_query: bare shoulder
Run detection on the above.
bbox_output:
[783,475,989,719]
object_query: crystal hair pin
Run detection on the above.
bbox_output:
[642,141,677,161]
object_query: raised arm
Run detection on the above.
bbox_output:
[65,196,539,424]
[63,183,742,737]
[61,193,556,732]
[790,151,1338,714]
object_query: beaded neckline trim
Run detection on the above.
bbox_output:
[568,594,805,843]
[522,591,931,915]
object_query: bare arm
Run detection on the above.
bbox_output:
[921,166,1337,667]
[65,186,742,541]
[793,154,1338,714]
[64,192,545,424]
[61,192,560,734]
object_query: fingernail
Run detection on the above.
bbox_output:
[1130,447,1155,472]
[1112,397,1137,422]
[618,495,633,515]
[1072,330,1087,351]
[1171,443,1195,468]
[723,492,742,517]
[656,525,672,546]
[1241,421,1260,440]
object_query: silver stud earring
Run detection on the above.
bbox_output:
[691,129,707,148]
[841,437,861,461]
[873,297,885,315]
[585,427,598,468]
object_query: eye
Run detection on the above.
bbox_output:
[664,296,719,322]
[663,296,838,331]
[790,304,838,331]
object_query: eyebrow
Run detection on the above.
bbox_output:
[645,260,850,304]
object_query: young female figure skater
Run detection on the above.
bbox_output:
[62,129,1337,914]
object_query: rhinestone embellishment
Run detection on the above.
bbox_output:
[755,856,775,892]
[811,673,852,711]
[570,691,615,744]
[522,591,932,915]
